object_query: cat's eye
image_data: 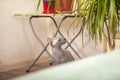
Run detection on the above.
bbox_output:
[58,39,61,41]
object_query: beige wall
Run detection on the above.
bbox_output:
[0,0,119,72]
[0,0,48,71]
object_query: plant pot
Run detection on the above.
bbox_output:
[42,0,55,14]
[57,0,73,13]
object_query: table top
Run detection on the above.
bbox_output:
[14,13,79,17]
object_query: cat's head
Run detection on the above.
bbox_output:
[47,36,66,48]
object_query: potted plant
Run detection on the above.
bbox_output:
[57,0,73,13]
[75,0,120,51]
[37,0,74,14]
[37,0,56,14]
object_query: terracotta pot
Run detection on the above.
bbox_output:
[57,0,73,13]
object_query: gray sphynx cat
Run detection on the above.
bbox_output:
[47,36,74,65]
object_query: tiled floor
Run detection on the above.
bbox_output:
[0,58,52,80]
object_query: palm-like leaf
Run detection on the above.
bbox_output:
[76,0,119,50]
[37,0,41,10]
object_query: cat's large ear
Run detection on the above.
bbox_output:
[47,38,53,47]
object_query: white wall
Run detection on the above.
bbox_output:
[0,0,49,71]
[2,0,119,72]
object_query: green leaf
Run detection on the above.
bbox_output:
[37,0,41,10]
[54,0,58,14]
[109,0,117,34]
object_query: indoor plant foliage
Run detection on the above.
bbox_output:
[75,0,120,51]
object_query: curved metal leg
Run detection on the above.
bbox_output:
[26,16,58,72]
[65,17,86,49]
[49,16,81,58]
[26,15,83,72]
[56,16,82,58]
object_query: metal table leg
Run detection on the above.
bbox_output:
[26,16,59,72]
[56,16,86,59]
[26,15,84,72]
[65,17,86,49]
